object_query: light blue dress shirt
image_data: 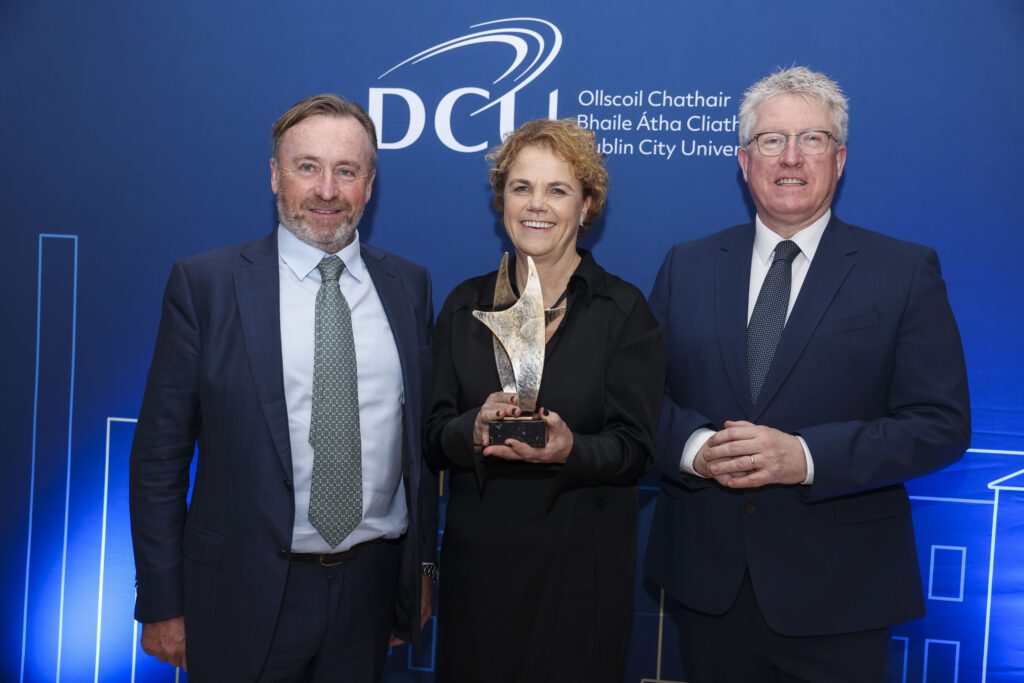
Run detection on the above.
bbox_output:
[277,226,407,552]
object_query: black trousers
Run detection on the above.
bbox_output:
[677,572,890,683]
[257,540,402,683]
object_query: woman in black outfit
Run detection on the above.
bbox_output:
[426,118,666,682]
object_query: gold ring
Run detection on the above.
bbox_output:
[749,455,757,471]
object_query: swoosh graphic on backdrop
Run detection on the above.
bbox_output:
[378,17,562,116]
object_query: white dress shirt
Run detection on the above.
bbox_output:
[679,210,832,483]
[277,226,408,552]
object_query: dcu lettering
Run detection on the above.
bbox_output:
[370,18,562,152]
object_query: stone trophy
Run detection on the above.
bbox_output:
[473,253,564,448]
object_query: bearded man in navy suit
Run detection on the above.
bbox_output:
[645,67,970,682]
[130,94,437,682]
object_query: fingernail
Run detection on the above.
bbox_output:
[543,408,550,416]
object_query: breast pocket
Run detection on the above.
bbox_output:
[814,311,881,337]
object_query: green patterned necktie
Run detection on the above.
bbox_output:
[308,255,363,547]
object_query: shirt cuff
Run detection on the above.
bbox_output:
[796,434,814,484]
[680,427,716,477]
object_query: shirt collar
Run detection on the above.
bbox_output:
[277,225,366,283]
[753,209,831,265]
[567,249,603,299]
[503,249,603,300]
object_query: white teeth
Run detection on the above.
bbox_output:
[776,179,805,185]
[523,221,555,228]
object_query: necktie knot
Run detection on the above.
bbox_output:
[773,240,801,265]
[317,256,345,283]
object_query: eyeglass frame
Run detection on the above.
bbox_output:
[746,130,837,156]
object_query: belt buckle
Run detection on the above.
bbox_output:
[319,553,347,567]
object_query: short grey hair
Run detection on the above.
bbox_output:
[738,66,849,147]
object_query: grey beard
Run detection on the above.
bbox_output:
[277,199,361,254]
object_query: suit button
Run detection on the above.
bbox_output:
[744,503,756,514]
[278,549,289,559]
[283,479,293,491]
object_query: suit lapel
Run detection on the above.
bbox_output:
[362,247,420,481]
[234,233,293,477]
[715,226,756,417]
[362,247,429,632]
[751,216,858,420]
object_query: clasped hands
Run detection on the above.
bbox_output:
[693,420,807,488]
[473,392,572,464]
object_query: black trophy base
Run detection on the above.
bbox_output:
[489,416,546,448]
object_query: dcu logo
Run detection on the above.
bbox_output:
[369,17,562,152]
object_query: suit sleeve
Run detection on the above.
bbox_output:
[799,248,971,502]
[648,246,717,489]
[129,262,201,623]
[424,290,483,473]
[396,263,440,649]
[555,294,667,488]
[416,266,439,564]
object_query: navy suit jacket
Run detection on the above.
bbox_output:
[644,215,970,636]
[129,232,437,679]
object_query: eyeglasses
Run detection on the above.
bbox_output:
[748,130,835,156]
[285,161,370,184]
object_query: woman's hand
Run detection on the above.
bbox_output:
[482,408,573,464]
[473,392,521,450]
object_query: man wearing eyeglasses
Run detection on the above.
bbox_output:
[130,94,437,682]
[646,67,970,681]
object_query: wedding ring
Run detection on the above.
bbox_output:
[749,455,757,471]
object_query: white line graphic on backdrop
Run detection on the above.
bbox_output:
[22,234,79,683]
[95,417,136,683]
[372,18,561,151]
[378,17,561,116]
[981,465,1024,683]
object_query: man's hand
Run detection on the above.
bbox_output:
[141,616,186,670]
[419,574,433,629]
[390,575,435,647]
[701,420,807,488]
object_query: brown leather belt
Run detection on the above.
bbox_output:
[289,536,398,567]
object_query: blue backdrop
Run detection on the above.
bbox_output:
[2,1,1022,681]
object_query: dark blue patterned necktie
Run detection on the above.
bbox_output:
[747,240,801,404]
[308,256,362,547]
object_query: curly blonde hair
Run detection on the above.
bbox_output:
[487,119,608,235]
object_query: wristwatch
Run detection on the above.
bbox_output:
[421,562,439,581]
